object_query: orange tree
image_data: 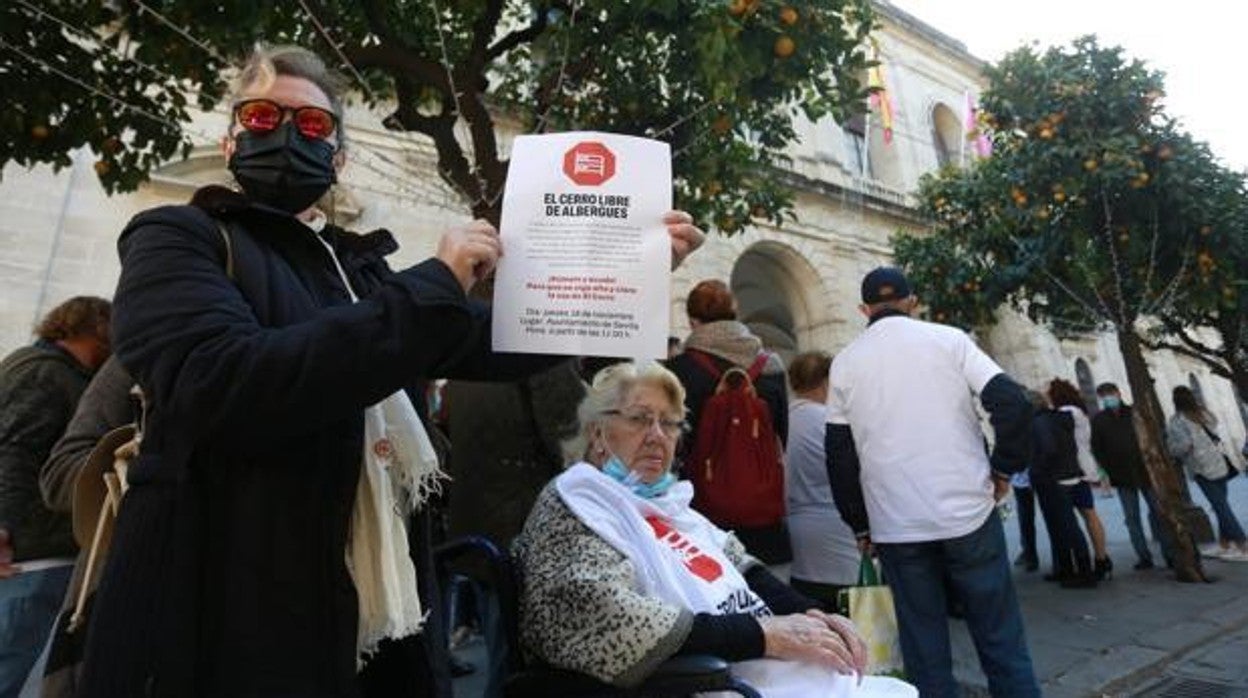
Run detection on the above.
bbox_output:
[1,0,874,228]
[894,36,1248,582]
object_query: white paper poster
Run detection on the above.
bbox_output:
[492,132,672,358]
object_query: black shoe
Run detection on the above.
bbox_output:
[449,656,476,678]
[1060,572,1098,589]
[1015,552,1039,571]
[1095,557,1113,581]
[1133,559,1155,571]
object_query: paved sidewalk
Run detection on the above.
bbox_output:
[953,476,1248,697]
[1118,623,1248,697]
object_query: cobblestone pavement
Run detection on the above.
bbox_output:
[954,476,1248,697]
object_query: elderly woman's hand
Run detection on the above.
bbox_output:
[758,611,864,676]
[664,210,705,271]
[804,609,868,676]
[436,219,502,293]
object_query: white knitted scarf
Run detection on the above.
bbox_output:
[311,223,446,666]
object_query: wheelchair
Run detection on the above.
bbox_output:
[435,535,762,698]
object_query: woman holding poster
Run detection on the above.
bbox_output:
[515,362,915,697]
[79,45,704,698]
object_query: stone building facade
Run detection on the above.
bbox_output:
[1,1,1243,446]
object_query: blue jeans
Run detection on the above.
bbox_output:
[1194,475,1247,544]
[0,565,72,697]
[876,514,1039,698]
[1117,486,1171,563]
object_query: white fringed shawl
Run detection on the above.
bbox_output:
[310,221,445,666]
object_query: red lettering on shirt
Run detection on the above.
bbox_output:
[645,515,723,582]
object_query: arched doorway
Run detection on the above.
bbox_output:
[729,241,832,364]
[1075,358,1098,415]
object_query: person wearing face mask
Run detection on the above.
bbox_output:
[514,362,914,696]
[1090,382,1174,570]
[1088,382,1173,574]
[77,45,705,698]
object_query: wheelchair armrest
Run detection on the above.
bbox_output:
[637,654,763,696]
[504,655,759,698]
[648,654,730,678]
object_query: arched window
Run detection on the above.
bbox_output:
[931,103,962,168]
[1075,358,1098,415]
[1188,373,1206,408]
[841,111,870,177]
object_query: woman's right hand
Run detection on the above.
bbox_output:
[435,220,502,294]
[758,612,862,675]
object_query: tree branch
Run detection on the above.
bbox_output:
[389,78,452,136]
[358,0,401,46]
[1141,338,1231,379]
[486,4,551,61]
[1158,316,1223,360]
[344,44,449,93]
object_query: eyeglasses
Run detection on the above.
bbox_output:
[604,410,686,439]
[232,99,338,140]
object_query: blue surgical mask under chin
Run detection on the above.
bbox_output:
[1100,396,1121,410]
[602,455,676,499]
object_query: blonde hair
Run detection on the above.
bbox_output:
[231,45,348,141]
[562,361,687,464]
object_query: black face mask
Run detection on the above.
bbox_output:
[228,122,337,214]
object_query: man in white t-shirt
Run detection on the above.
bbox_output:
[825,267,1038,697]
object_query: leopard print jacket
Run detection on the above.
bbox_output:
[513,481,756,687]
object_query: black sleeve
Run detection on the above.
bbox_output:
[979,373,1033,476]
[40,355,136,513]
[744,565,818,614]
[433,299,570,382]
[826,423,870,536]
[676,613,764,661]
[761,372,790,448]
[113,210,490,446]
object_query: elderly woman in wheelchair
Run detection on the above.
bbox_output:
[513,361,912,697]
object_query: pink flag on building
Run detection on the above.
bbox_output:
[964,91,993,158]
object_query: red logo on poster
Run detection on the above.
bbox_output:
[563,141,616,186]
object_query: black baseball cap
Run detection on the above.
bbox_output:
[861,266,912,304]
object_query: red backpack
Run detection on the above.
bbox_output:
[685,351,785,529]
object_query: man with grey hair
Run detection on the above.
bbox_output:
[825,267,1039,696]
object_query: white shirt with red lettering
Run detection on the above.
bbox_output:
[555,464,915,698]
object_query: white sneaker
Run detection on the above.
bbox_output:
[1219,549,1248,562]
[1199,544,1228,558]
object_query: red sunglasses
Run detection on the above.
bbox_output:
[233,99,338,140]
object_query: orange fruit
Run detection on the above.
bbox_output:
[779,6,798,25]
[728,0,748,16]
[31,125,49,140]
[774,36,796,58]
[1083,159,1098,171]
